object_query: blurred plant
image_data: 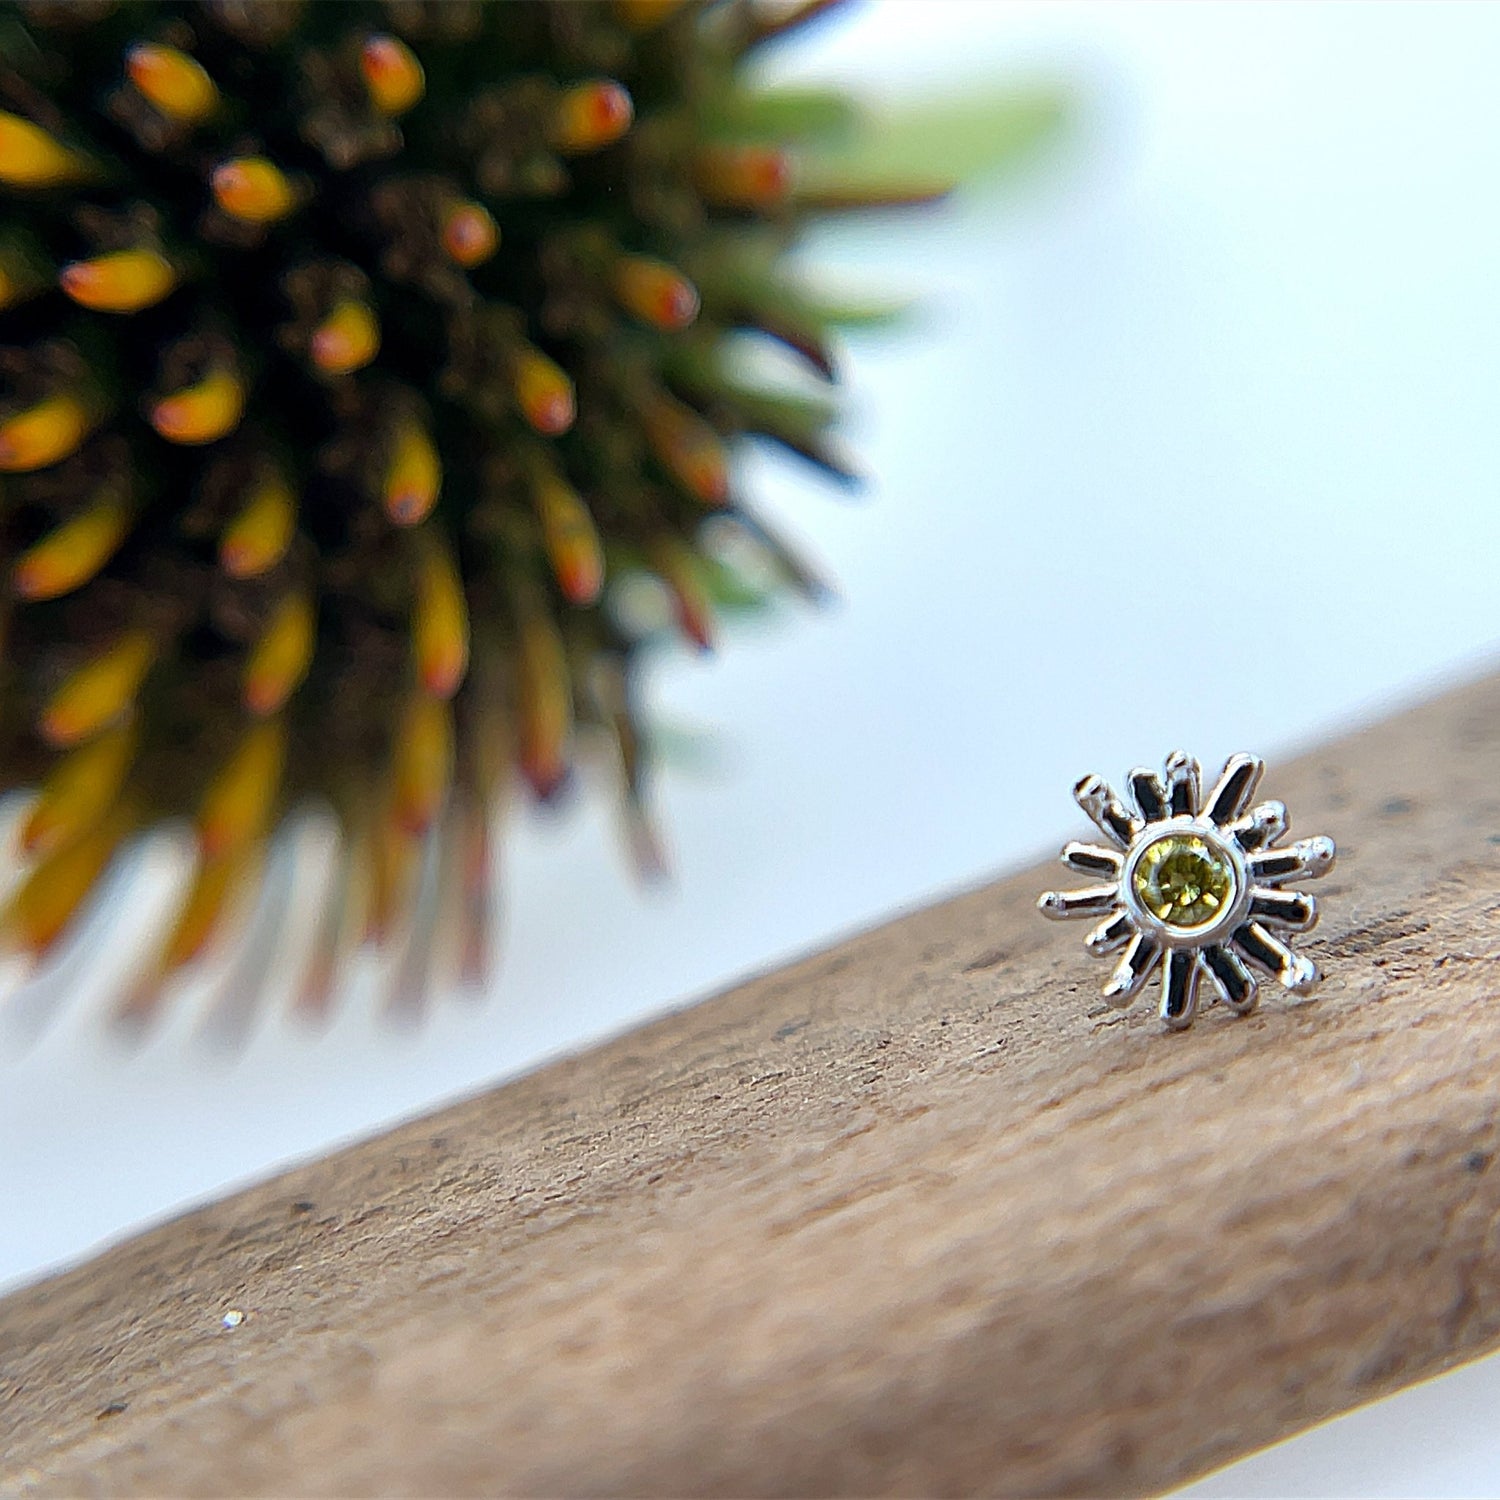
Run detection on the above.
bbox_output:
[0,0,1061,1030]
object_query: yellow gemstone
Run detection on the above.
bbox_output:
[1132,834,1234,929]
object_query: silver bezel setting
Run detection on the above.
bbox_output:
[1119,815,1251,949]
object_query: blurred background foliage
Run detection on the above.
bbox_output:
[0,0,1067,1040]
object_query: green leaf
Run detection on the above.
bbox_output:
[693,244,908,350]
[799,81,1072,197]
[702,85,861,144]
[696,552,780,614]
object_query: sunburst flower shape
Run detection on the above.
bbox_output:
[1038,752,1336,1030]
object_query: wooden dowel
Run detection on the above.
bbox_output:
[3,669,1499,1497]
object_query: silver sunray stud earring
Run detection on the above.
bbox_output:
[1038,752,1335,1030]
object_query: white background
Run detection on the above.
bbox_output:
[4,4,1500,1493]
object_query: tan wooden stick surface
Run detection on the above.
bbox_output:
[2,669,1499,1497]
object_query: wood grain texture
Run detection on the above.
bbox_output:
[2,670,1499,1497]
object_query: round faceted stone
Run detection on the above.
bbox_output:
[1132,833,1236,931]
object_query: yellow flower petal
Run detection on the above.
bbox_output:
[211,157,296,224]
[126,44,218,125]
[150,369,244,445]
[60,248,176,313]
[0,394,92,473]
[41,631,155,748]
[0,110,88,187]
[360,34,425,115]
[12,488,130,601]
[242,592,315,716]
[383,419,440,525]
[412,537,468,698]
[197,719,286,860]
[220,473,296,579]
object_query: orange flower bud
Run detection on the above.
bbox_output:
[126,43,218,124]
[60,248,176,313]
[552,80,633,153]
[211,157,297,224]
[150,369,245,445]
[360,34,425,115]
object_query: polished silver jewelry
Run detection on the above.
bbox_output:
[1038,752,1335,1030]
